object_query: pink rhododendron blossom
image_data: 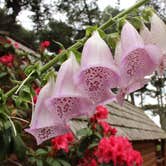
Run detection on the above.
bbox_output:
[0,54,14,67]
[51,132,74,153]
[76,31,120,105]
[33,87,41,104]
[90,105,108,122]
[95,136,143,166]
[40,40,50,48]
[140,13,166,75]
[115,22,161,105]
[98,121,117,136]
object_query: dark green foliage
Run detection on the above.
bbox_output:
[56,0,101,27]
[38,21,74,53]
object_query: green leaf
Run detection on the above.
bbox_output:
[97,29,107,39]
[76,128,92,137]
[0,72,7,78]
[36,159,43,166]
[70,50,81,63]
[36,148,48,156]
[53,40,65,50]
[46,157,61,166]
[85,25,98,37]
[12,135,26,159]
[57,159,71,166]
[88,142,98,149]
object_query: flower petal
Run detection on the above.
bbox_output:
[120,48,155,85]
[77,67,117,104]
[77,31,120,104]
[140,24,153,45]
[25,125,70,145]
[121,22,144,58]
[81,31,114,68]
[150,13,166,54]
[47,53,95,118]
[54,53,80,97]
[116,79,148,105]
[30,79,56,128]
[114,40,122,65]
[46,96,94,120]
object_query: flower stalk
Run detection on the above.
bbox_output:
[4,0,150,100]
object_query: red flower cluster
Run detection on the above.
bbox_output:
[98,121,117,136]
[40,40,50,48]
[51,132,74,153]
[0,54,14,67]
[33,87,41,104]
[94,136,143,166]
[90,105,108,122]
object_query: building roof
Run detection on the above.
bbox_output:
[71,102,166,141]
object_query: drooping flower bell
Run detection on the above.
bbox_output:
[76,31,120,105]
[26,53,94,145]
[46,53,94,119]
[25,79,70,145]
[140,13,166,75]
[115,22,161,105]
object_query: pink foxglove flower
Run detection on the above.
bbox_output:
[115,22,161,105]
[140,14,166,75]
[46,53,94,119]
[25,79,70,145]
[76,31,120,105]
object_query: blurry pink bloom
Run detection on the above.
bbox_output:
[76,31,120,105]
[115,22,161,105]
[0,54,14,67]
[33,87,41,104]
[141,13,166,75]
[51,132,74,153]
[95,136,142,166]
[40,40,50,48]
[90,105,108,122]
[14,42,19,49]
[98,121,117,136]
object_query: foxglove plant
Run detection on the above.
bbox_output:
[76,31,120,105]
[140,13,166,75]
[25,79,71,145]
[26,54,94,144]
[115,22,161,104]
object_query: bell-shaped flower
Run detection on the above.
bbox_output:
[115,42,149,105]
[76,31,120,105]
[46,53,94,120]
[25,79,70,145]
[115,22,161,105]
[140,13,166,75]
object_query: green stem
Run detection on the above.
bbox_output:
[15,71,35,94]
[4,0,150,99]
[99,0,149,30]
